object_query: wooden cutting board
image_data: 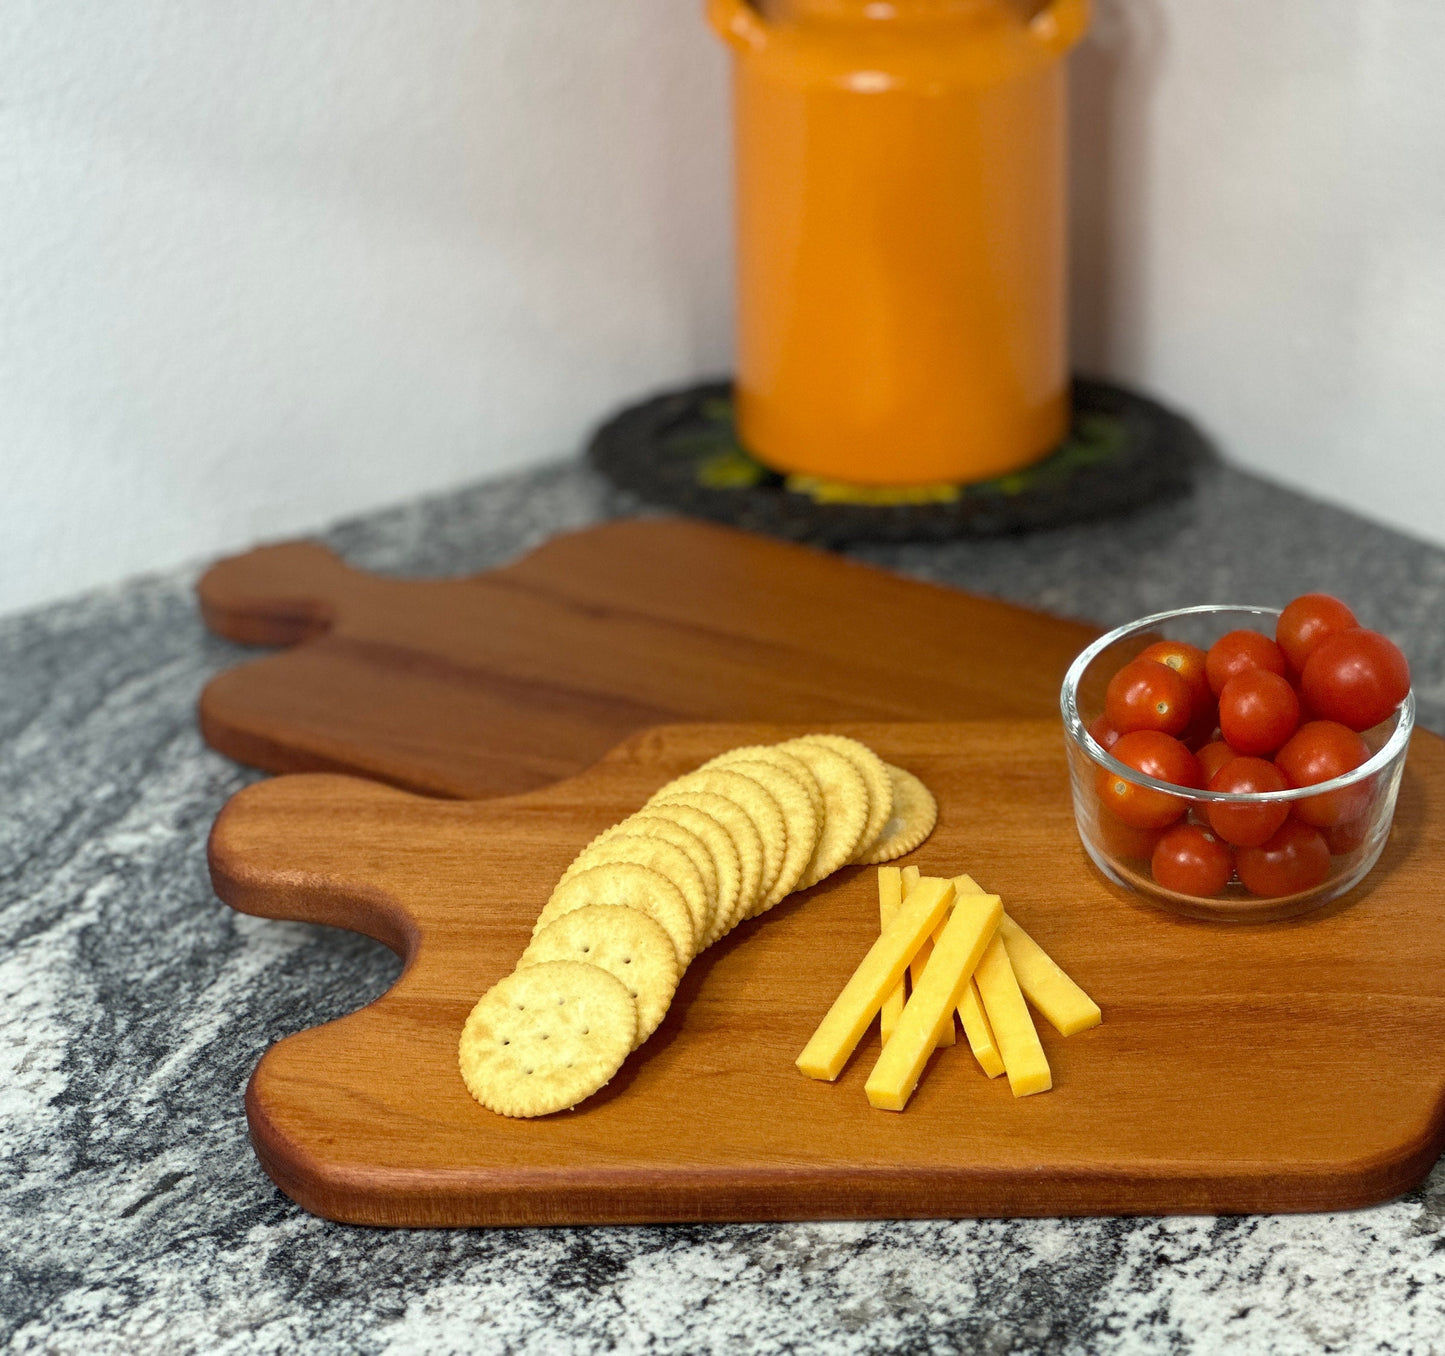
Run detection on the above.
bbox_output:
[197,519,1097,798]
[208,720,1445,1227]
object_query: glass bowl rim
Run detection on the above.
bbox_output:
[1060,603,1415,804]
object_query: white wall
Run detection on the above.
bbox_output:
[0,1,733,614]
[2,0,1443,616]
[1071,0,1445,549]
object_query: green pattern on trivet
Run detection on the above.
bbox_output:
[588,378,1203,544]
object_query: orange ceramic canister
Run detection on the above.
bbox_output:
[708,0,1089,486]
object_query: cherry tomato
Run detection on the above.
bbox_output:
[1325,814,1371,856]
[1218,669,1300,756]
[1276,593,1357,674]
[1094,731,1202,830]
[1139,640,1212,712]
[1151,824,1233,897]
[1274,720,1372,828]
[1205,756,1291,847]
[1235,820,1331,898]
[1096,808,1165,862]
[1105,658,1194,737]
[1087,714,1122,753]
[1195,739,1236,784]
[1206,630,1288,697]
[1301,628,1410,731]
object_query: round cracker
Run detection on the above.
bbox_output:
[854,764,938,865]
[621,802,739,949]
[563,833,708,950]
[538,862,695,966]
[701,745,825,827]
[650,789,763,942]
[521,906,679,1047]
[780,738,870,889]
[800,734,894,859]
[718,758,818,912]
[588,813,719,940]
[458,960,636,1118]
[648,768,786,914]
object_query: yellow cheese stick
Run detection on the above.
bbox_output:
[877,867,905,1044]
[953,875,1102,1037]
[997,915,1102,1036]
[797,876,955,1081]
[865,893,1003,1111]
[974,934,1051,1097]
[903,872,955,1048]
[958,977,1005,1078]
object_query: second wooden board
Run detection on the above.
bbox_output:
[209,721,1445,1227]
[197,518,1097,798]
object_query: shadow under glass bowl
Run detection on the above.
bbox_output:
[1060,604,1414,922]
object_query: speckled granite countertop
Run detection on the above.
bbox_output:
[5,456,1445,1354]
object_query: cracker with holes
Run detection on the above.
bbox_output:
[561,834,709,952]
[521,905,679,1046]
[625,803,739,948]
[537,862,696,967]
[647,767,787,908]
[458,961,637,1118]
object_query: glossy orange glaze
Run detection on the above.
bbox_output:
[710,0,1088,485]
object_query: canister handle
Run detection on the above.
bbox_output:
[707,0,768,51]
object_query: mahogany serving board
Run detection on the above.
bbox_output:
[197,519,1097,799]
[209,720,1445,1227]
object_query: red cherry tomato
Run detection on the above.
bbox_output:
[1094,731,1202,830]
[1205,756,1291,847]
[1151,824,1233,897]
[1206,630,1288,697]
[1218,669,1300,756]
[1274,720,1373,828]
[1276,593,1357,674]
[1195,739,1235,784]
[1300,628,1410,731]
[1105,658,1194,737]
[1138,640,1212,712]
[1087,714,1122,753]
[1096,808,1165,862]
[1235,820,1331,898]
[1324,814,1371,856]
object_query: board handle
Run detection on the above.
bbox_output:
[208,774,428,960]
[198,541,359,646]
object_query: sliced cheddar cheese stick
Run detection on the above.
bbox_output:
[953,875,1102,1037]
[877,867,905,1044]
[997,915,1101,1036]
[974,934,1051,1097]
[903,871,955,1048]
[958,977,1005,1078]
[864,892,1002,1111]
[797,876,955,1081]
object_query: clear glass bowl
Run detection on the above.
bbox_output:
[1061,604,1414,922]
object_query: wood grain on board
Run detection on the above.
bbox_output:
[209,720,1445,1228]
[197,518,1098,799]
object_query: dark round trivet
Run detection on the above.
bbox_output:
[587,376,1204,544]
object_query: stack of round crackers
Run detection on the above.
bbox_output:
[459,734,938,1118]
